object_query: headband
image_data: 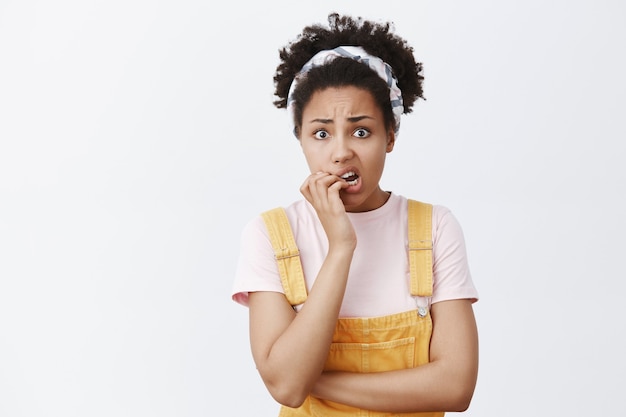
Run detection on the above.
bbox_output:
[286,45,404,137]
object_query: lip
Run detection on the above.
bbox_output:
[334,166,362,193]
[335,167,360,178]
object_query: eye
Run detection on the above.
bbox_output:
[353,128,371,138]
[313,129,330,140]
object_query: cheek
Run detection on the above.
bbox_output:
[301,144,323,170]
[370,146,389,167]
[373,151,389,176]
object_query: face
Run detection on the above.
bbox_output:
[299,86,395,213]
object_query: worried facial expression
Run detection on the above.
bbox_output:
[299,86,395,212]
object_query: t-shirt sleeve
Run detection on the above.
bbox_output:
[431,206,479,304]
[231,215,285,307]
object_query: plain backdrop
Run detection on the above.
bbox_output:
[1,1,624,416]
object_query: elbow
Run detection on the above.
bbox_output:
[256,361,313,408]
[447,384,476,412]
[440,357,478,412]
[449,396,472,413]
[276,394,307,409]
[268,384,308,409]
[263,377,310,409]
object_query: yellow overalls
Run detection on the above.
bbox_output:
[261,200,444,417]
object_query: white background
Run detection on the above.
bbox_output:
[1,1,624,416]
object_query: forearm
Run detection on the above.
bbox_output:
[312,360,476,413]
[252,246,354,406]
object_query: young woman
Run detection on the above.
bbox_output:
[232,13,479,416]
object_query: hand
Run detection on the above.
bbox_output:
[300,172,357,251]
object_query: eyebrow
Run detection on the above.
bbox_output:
[308,115,375,124]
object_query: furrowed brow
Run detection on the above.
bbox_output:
[308,116,374,124]
[347,115,374,123]
[309,118,333,124]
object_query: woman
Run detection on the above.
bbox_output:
[232,13,479,416]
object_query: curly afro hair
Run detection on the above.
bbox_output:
[273,13,424,135]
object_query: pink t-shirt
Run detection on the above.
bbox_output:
[232,193,478,318]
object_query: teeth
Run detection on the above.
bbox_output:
[341,171,358,186]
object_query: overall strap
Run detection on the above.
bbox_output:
[408,200,434,297]
[260,207,308,306]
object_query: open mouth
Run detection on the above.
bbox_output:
[340,171,359,186]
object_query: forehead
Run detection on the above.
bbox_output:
[303,86,382,118]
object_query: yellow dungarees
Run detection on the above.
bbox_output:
[261,200,444,417]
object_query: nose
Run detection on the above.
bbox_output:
[331,135,354,164]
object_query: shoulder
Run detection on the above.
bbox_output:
[400,197,466,242]
[282,199,319,229]
[246,199,317,238]
[253,200,311,224]
[431,204,466,241]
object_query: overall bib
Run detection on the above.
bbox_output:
[261,200,444,417]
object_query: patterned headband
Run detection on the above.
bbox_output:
[286,45,404,137]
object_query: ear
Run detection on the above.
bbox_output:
[386,130,396,153]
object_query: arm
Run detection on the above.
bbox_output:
[311,299,479,413]
[248,172,356,408]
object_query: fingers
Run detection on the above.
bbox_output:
[299,172,356,248]
[300,172,347,211]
